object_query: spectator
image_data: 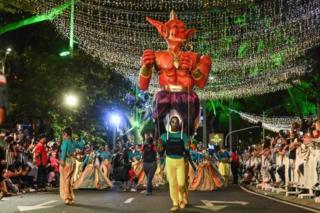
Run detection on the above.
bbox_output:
[47,152,59,187]
[128,166,137,192]
[33,134,48,191]
[230,148,239,184]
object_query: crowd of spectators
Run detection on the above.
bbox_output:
[241,119,320,194]
[0,123,59,199]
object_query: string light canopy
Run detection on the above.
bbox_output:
[230,109,316,132]
[34,0,320,99]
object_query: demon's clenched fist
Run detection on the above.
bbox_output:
[141,49,156,69]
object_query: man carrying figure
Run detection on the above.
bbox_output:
[139,10,212,137]
[138,10,212,212]
[159,111,189,211]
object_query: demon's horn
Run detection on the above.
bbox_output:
[170,10,178,20]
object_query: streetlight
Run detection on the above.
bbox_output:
[6,48,12,54]
[109,113,121,152]
[64,93,79,108]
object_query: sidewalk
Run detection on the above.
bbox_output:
[241,184,320,212]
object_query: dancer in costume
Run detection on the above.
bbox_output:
[74,148,112,190]
[190,151,224,191]
[187,149,203,189]
[99,145,112,178]
[139,10,212,136]
[72,137,85,183]
[159,112,189,211]
[218,146,231,187]
[134,157,166,189]
[59,127,84,205]
[152,154,166,187]
[128,145,145,189]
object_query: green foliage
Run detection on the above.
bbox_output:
[285,81,318,117]
[234,14,247,27]
[238,42,249,58]
[271,53,282,66]
[249,65,259,77]
[204,99,241,128]
[257,40,265,53]
[2,21,130,144]
[140,119,155,137]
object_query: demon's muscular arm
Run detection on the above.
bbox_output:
[139,49,155,91]
[191,55,212,89]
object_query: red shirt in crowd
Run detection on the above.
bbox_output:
[141,144,157,153]
[231,152,239,164]
[141,144,157,161]
[34,142,48,166]
[49,156,59,172]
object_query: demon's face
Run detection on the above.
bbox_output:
[146,11,196,45]
[166,20,188,42]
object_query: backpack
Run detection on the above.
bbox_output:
[143,144,156,163]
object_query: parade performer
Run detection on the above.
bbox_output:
[218,146,231,187]
[127,145,145,189]
[100,145,112,178]
[74,148,113,190]
[159,112,189,211]
[133,158,166,189]
[72,137,86,183]
[187,149,203,190]
[59,127,84,205]
[139,10,212,136]
[189,151,224,191]
[152,157,166,187]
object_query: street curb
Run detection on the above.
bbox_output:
[239,185,319,213]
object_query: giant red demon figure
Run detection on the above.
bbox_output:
[139,11,212,136]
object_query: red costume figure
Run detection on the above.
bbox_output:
[139,11,212,136]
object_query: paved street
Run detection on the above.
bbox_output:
[0,185,315,213]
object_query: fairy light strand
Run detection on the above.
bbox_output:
[33,0,320,99]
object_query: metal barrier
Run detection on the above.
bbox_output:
[243,141,320,202]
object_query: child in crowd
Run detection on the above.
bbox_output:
[128,166,137,192]
[47,152,59,187]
